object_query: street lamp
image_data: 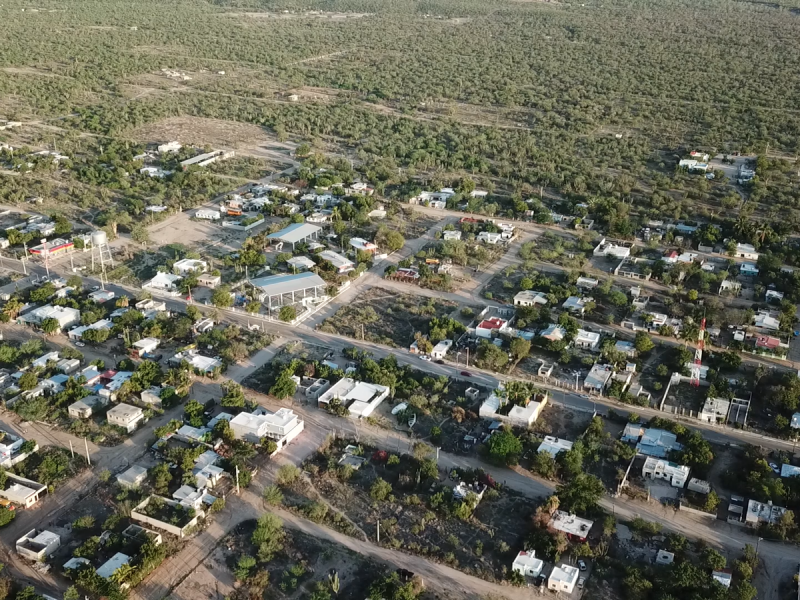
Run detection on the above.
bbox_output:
[756,536,763,556]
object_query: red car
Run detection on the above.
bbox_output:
[460,371,473,377]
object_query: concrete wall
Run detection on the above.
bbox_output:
[131,496,203,538]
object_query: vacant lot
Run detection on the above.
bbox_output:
[318,287,460,347]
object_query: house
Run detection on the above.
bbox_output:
[655,549,674,565]
[130,337,160,359]
[158,141,182,153]
[593,238,632,259]
[267,223,322,248]
[16,530,61,562]
[642,456,690,487]
[718,279,742,296]
[350,237,379,254]
[431,340,453,360]
[735,243,759,261]
[514,290,547,306]
[17,305,80,329]
[766,290,784,303]
[97,553,131,580]
[548,564,580,594]
[576,277,599,290]
[409,189,455,205]
[574,329,600,350]
[614,340,636,357]
[106,403,145,433]
[753,311,780,331]
[195,209,221,220]
[780,464,800,479]
[698,397,730,423]
[539,324,566,342]
[287,256,316,272]
[562,296,591,314]
[68,319,113,341]
[193,452,225,489]
[117,465,149,488]
[549,511,594,541]
[57,358,80,374]
[712,571,732,588]
[173,258,208,275]
[740,262,759,277]
[508,399,548,427]
[615,257,653,280]
[249,272,328,311]
[0,473,47,508]
[538,436,573,457]
[745,499,787,526]
[319,250,355,274]
[511,551,543,578]
[68,395,108,419]
[584,364,614,392]
[88,289,115,304]
[197,273,221,289]
[442,230,462,241]
[318,379,390,418]
[754,335,788,355]
[635,428,682,458]
[687,478,711,494]
[476,317,509,338]
[143,272,182,291]
[477,231,503,244]
[230,408,305,449]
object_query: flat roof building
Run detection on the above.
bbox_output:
[18,305,80,329]
[318,378,390,419]
[549,510,594,541]
[107,403,145,433]
[538,436,573,458]
[267,223,322,248]
[548,564,579,594]
[511,551,543,578]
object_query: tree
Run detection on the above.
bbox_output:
[63,586,81,600]
[532,450,556,479]
[486,429,522,465]
[719,350,742,371]
[183,399,205,427]
[509,338,531,363]
[251,513,285,561]
[30,282,56,303]
[279,305,297,322]
[66,275,83,290]
[375,227,405,253]
[476,341,508,371]
[370,478,393,501]
[269,369,297,399]
[556,473,605,514]
[220,382,246,407]
[0,506,15,527]
[634,331,654,354]
[700,547,726,571]
[131,224,150,243]
[82,328,109,344]
[151,462,172,495]
[40,317,61,335]
[211,285,233,308]
[18,371,38,391]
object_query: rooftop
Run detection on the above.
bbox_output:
[549,510,594,537]
[250,271,327,296]
[96,552,131,580]
[267,222,322,244]
[538,436,573,457]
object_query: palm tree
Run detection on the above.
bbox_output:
[2,297,23,320]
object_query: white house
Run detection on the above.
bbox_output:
[548,564,579,594]
[0,473,46,508]
[549,511,594,541]
[593,238,631,259]
[754,311,780,331]
[230,408,305,449]
[712,571,732,588]
[106,403,145,433]
[18,305,80,330]
[131,337,160,358]
[318,379,390,418]
[117,465,149,489]
[477,231,503,244]
[143,272,182,292]
[430,339,453,360]
[614,340,636,357]
[584,364,614,392]
[766,290,785,303]
[514,290,547,307]
[511,551,543,578]
[16,529,61,562]
[574,329,600,350]
[540,324,567,342]
[442,230,462,241]
[562,296,591,314]
[195,209,221,220]
[68,395,108,419]
[319,250,355,274]
[642,456,690,487]
[350,237,378,254]
[97,553,131,580]
[173,258,208,275]
[576,276,599,289]
[735,243,759,261]
[538,436,573,458]
[475,317,509,338]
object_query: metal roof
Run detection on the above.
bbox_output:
[267,222,322,244]
[250,272,326,296]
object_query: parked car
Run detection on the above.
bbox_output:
[419,355,431,362]
[75,341,85,347]
[578,577,585,589]
[770,462,780,474]
[460,371,473,377]
[578,560,587,571]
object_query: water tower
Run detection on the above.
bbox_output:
[90,229,113,273]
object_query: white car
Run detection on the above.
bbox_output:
[578,577,585,589]
[578,560,587,571]
[419,355,431,362]
[75,341,85,347]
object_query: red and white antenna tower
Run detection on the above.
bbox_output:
[690,317,706,387]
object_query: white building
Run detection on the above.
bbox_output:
[18,305,80,329]
[97,553,131,580]
[642,456,690,487]
[754,311,780,331]
[117,465,149,489]
[169,350,223,373]
[562,296,591,314]
[143,272,182,292]
[593,238,631,259]
[477,231,503,244]
[318,378,390,418]
[173,258,208,275]
[350,237,379,253]
[318,250,355,274]
[430,339,453,360]
[0,473,47,508]
[195,209,221,220]
[574,329,600,350]
[442,230,462,241]
[287,256,316,272]
[158,141,182,153]
[230,407,305,449]
[511,551,543,578]
[584,364,614,392]
[106,403,145,433]
[548,564,580,594]
[68,395,108,419]
[538,436,573,458]
[131,337,160,357]
[549,510,594,541]
[514,290,548,307]
[576,276,599,289]
[16,529,61,562]
[475,317,509,338]
[735,243,759,261]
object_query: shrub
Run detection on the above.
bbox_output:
[262,485,284,506]
[370,478,393,502]
[73,515,96,531]
[276,464,301,487]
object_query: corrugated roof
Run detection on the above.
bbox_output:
[267,223,322,244]
[250,272,326,296]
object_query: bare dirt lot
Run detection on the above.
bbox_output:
[129,116,271,149]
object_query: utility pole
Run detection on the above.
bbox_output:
[84,438,91,466]
[235,465,240,494]
[377,519,380,543]
[69,440,74,459]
